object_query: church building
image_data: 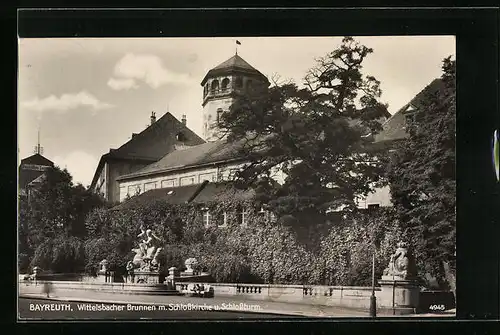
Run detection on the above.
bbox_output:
[91,52,444,212]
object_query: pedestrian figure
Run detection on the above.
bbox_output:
[42,282,53,298]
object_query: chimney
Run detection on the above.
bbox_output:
[132,133,138,138]
[181,114,187,126]
[150,111,156,125]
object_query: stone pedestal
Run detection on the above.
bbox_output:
[133,271,161,284]
[378,276,420,314]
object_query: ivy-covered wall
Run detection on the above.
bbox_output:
[83,200,407,287]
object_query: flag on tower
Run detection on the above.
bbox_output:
[236,40,241,45]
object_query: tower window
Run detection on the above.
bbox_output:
[235,77,243,88]
[211,80,219,93]
[216,109,224,124]
[221,78,230,91]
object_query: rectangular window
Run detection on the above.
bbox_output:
[203,210,212,228]
[180,176,196,186]
[237,208,248,227]
[367,204,380,211]
[217,109,224,124]
[217,212,228,227]
[161,179,176,188]
[128,184,141,195]
[144,182,156,191]
[199,173,216,183]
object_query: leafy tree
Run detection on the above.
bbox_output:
[218,37,389,221]
[18,166,107,272]
[387,57,456,289]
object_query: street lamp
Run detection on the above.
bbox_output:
[369,251,377,317]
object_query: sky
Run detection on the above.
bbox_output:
[18,36,455,187]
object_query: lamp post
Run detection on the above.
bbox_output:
[369,251,377,317]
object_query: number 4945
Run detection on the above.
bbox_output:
[429,304,446,311]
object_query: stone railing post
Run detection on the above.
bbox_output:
[166,267,179,290]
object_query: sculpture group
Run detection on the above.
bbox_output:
[127,225,163,273]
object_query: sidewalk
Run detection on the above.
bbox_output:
[19,285,454,318]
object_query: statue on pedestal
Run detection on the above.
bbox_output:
[383,241,416,280]
[129,225,163,273]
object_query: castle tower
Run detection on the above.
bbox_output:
[200,54,270,142]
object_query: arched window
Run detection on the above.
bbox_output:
[221,78,230,91]
[211,80,219,93]
[235,77,243,88]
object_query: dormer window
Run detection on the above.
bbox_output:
[403,104,418,127]
[176,132,185,142]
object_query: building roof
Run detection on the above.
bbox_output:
[18,154,54,190]
[373,78,445,143]
[111,182,255,210]
[201,54,269,86]
[116,137,252,181]
[90,112,205,188]
[20,153,54,167]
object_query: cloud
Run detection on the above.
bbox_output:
[53,151,98,187]
[109,53,193,89]
[21,91,114,113]
[107,77,139,90]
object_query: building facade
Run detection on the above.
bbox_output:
[95,52,443,210]
[90,111,205,204]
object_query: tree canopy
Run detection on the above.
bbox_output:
[218,37,390,217]
[387,56,456,285]
[18,166,107,272]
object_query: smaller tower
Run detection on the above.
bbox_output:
[200,54,269,142]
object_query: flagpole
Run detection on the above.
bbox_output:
[235,40,241,55]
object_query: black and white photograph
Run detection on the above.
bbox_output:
[18,33,456,320]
